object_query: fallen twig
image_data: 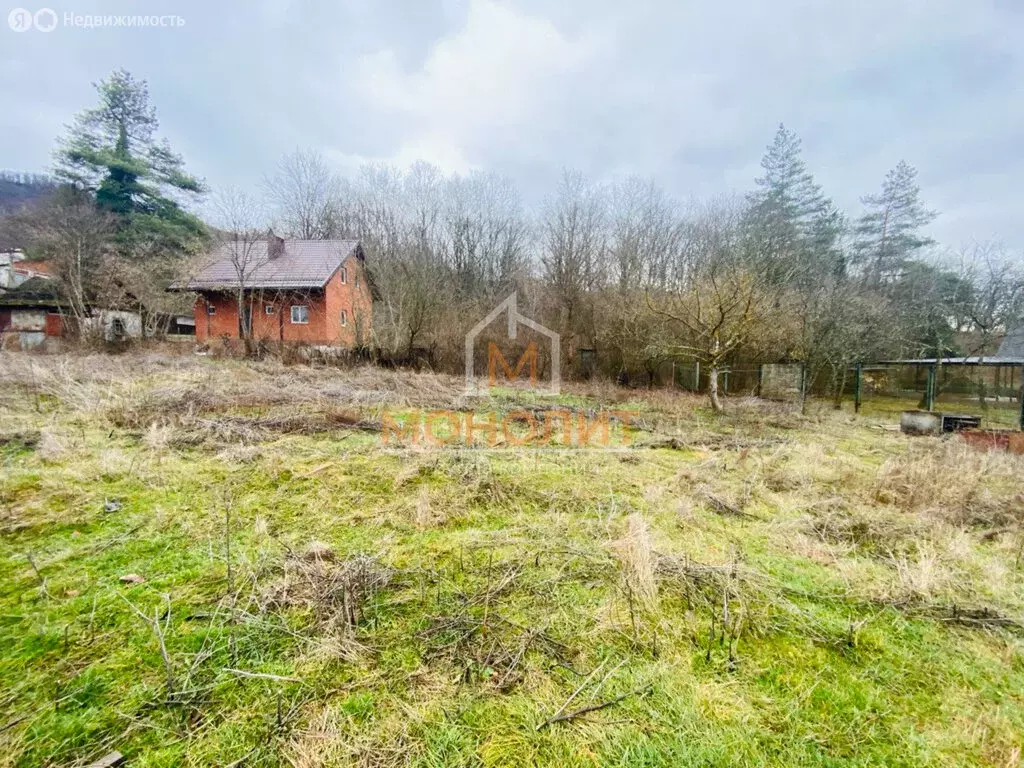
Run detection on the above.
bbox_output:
[696,486,757,519]
[120,594,176,696]
[223,668,304,684]
[537,658,608,730]
[0,715,27,734]
[537,684,651,729]
[25,551,51,599]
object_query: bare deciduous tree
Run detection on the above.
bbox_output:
[207,186,269,354]
[609,176,683,291]
[263,149,342,239]
[953,242,1024,353]
[648,203,778,412]
[0,186,117,340]
[347,163,450,359]
[541,170,607,362]
[443,171,529,297]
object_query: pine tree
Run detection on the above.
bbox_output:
[747,125,826,224]
[54,69,207,255]
[853,160,936,281]
[743,124,843,282]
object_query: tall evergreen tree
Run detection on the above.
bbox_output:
[743,124,844,282]
[853,160,936,281]
[54,69,207,255]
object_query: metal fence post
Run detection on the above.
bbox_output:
[1019,364,1024,431]
[723,370,729,394]
[757,364,764,397]
[694,361,700,392]
[926,365,936,412]
[854,362,862,414]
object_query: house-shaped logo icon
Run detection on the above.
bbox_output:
[464,292,560,395]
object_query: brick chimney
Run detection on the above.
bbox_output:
[267,230,285,260]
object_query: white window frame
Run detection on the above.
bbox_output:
[290,305,309,325]
[340,266,348,284]
[340,309,348,327]
[265,304,274,315]
[207,304,216,316]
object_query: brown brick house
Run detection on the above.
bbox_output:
[171,235,372,347]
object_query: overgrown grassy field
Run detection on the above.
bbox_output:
[1,351,1022,767]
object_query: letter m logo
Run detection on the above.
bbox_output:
[488,342,538,387]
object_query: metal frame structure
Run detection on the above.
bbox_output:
[862,357,1024,430]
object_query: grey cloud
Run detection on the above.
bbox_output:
[1,0,1022,249]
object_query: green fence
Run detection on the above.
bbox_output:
[645,357,1023,428]
[662,362,771,398]
[847,363,1023,429]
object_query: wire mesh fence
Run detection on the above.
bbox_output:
[849,363,1023,429]
[657,361,769,398]
[648,360,804,402]
[646,356,1023,429]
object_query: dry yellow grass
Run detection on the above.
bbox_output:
[2,349,1024,767]
[614,512,658,606]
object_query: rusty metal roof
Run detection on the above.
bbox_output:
[171,239,361,291]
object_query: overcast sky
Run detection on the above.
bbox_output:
[3,0,1023,250]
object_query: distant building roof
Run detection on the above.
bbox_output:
[0,275,63,308]
[12,260,52,279]
[997,326,1024,359]
[170,238,362,291]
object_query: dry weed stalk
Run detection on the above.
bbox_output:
[37,428,67,462]
[414,486,441,529]
[891,541,949,599]
[614,513,658,607]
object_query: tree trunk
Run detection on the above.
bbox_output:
[800,366,809,415]
[832,365,848,410]
[237,289,254,357]
[708,366,724,413]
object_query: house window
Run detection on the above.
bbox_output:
[340,310,348,327]
[340,267,348,284]
[291,305,309,324]
[207,304,216,315]
[265,304,274,315]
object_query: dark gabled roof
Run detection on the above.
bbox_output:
[170,239,362,291]
[0,275,63,308]
[997,326,1024,359]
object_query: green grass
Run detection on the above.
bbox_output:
[1,353,1023,767]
